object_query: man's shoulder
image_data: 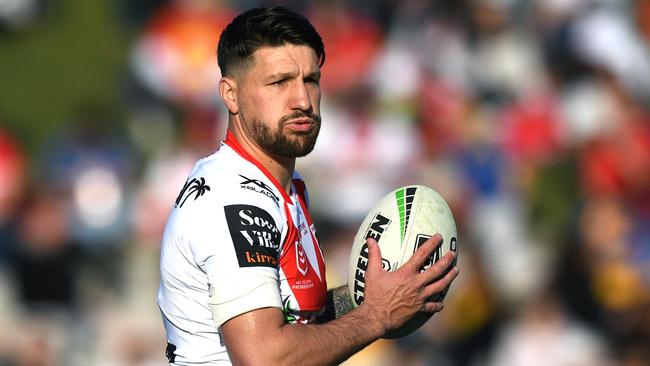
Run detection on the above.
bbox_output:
[176,146,282,211]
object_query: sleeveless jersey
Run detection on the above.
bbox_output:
[157,130,328,365]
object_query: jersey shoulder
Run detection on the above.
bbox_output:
[164,144,287,268]
[174,144,283,213]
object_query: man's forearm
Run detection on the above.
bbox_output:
[276,304,384,366]
[222,304,384,366]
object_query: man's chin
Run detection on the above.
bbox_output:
[275,136,318,158]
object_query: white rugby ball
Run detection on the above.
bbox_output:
[348,185,458,338]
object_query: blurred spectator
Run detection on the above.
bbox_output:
[0,127,25,258]
[0,0,43,31]
[488,292,612,366]
[307,0,383,95]
[7,186,78,311]
[35,104,134,250]
[571,2,650,101]
[464,0,546,101]
[501,92,566,170]
[637,0,650,49]
[576,73,650,201]
[298,86,424,229]
[416,74,467,157]
[130,0,233,108]
[129,0,232,157]
[10,313,71,366]
[580,198,650,336]
[133,145,196,248]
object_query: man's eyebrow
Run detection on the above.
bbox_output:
[305,70,321,80]
[267,70,298,81]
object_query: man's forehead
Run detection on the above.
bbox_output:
[249,44,320,73]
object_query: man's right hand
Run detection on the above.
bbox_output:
[358,234,459,336]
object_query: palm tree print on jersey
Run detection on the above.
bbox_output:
[175,177,211,207]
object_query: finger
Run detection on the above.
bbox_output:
[365,237,384,272]
[419,250,456,285]
[405,233,443,271]
[422,265,459,299]
[422,302,444,313]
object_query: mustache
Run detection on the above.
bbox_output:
[279,111,321,125]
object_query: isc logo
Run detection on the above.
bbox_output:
[413,234,458,271]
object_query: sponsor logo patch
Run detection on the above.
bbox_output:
[239,174,279,206]
[224,205,281,268]
[175,177,211,208]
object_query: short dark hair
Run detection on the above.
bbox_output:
[217,6,325,76]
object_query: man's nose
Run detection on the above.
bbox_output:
[289,81,312,112]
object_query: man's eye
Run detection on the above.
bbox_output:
[272,79,287,86]
[305,78,320,86]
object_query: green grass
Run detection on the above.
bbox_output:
[0,0,129,153]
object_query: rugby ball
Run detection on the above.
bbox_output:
[348,185,458,338]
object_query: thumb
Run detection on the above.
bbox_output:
[366,238,384,272]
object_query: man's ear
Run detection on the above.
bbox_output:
[218,76,239,114]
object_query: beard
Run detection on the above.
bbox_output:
[241,110,321,158]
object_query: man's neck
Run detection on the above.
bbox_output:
[228,126,295,195]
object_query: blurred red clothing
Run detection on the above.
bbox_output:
[417,75,467,156]
[501,95,566,166]
[581,117,650,198]
[308,4,383,94]
[0,129,25,219]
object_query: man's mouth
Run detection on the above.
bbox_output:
[285,118,316,131]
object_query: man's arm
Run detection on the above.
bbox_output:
[316,285,355,323]
[220,235,458,366]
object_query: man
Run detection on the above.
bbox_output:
[157,6,458,365]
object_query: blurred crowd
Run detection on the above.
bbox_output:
[1,0,650,365]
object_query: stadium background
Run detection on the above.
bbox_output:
[1,0,649,365]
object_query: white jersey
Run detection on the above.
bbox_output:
[157,131,328,365]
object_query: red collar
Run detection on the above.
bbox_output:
[224,130,293,202]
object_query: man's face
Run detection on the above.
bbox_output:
[235,44,322,158]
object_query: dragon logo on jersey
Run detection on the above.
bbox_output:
[396,187,417,245]
[224,205,281,268]
[239,174,279,205]
[175,177,211,208]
